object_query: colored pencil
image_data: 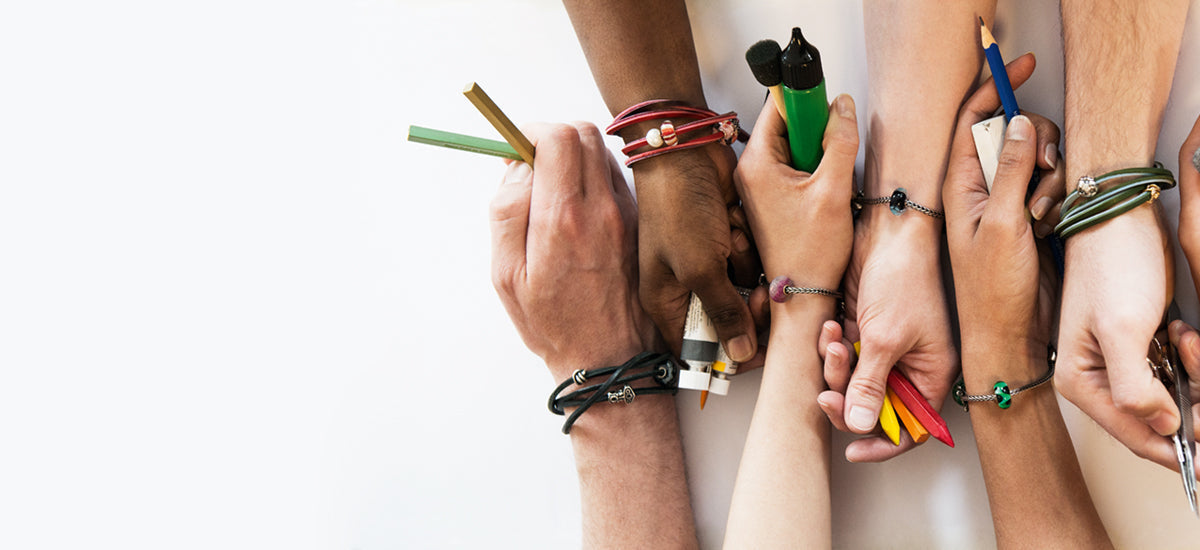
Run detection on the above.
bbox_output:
[979,17,1019,121]
[888,387,931,444]
[462,82,536,166]
[886,370,954,447]
[407,125,522,160]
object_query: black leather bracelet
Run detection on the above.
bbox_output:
[547,352,679,434]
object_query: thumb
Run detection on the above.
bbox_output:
[986,115,1038,224]
[812,94,859,187]
[843,340,904,433]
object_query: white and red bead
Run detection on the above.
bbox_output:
[660,121,677,146]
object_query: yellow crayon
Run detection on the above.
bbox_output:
[879,390,901,445]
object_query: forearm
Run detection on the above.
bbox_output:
[863,0,994,210]
[724,302,834,549]
[549,350,697,549]
[1062,0,1187,187]
[562,0,706,126]
[960,337,1111,550]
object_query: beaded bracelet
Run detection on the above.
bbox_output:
[952,346,1056,411]
[1054,164,1175,239]
[853,188,944,219]
[547,351,679,434]
[606,100,747,167]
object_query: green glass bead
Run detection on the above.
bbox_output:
[993,381,1012,409]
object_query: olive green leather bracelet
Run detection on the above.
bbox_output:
[1054,164,1175,239]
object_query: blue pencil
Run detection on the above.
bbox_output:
[980,18,1019,120]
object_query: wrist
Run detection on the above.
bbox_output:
[545,342,649,382]
[630,142,735,200]
[959,335,1046,394]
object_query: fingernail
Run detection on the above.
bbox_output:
[848,405,876,431]
[827,345,842,362]
[1043,143,1058,169]
[505,162,532,185]
[1034,221,1052,238]
[1031,196,1054,221]
[728,335,754,362]
[837,95,854,119]
[1007,115,1032,141]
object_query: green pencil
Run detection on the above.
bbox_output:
[406,125,522,161]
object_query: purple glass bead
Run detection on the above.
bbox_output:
[769,276,792,303]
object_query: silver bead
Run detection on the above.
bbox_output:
[1078,175,1099,197]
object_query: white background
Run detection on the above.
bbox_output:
[3,0,1200,548]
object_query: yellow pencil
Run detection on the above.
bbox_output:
[462,82,536,166]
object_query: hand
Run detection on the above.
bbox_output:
[633,142,764,366]
[1178,113,1200,308]
[943,56,1065,358]
[1054,115,1179,468]
[734,94,858,298]
[490,122,657,379]
[818,54,1061,462]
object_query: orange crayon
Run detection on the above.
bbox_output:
[888,387,930,444]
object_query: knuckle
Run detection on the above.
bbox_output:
[546,124,582,157]
[848,376,887,404]
[704,300,745,329]
[1111,388,1157,416]
[675,256,727,289]
[997,147,1031,174]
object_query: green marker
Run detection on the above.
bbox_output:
[780,27,828,173]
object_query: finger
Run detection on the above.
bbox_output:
[818,320,841,361]
[842,341,905,434]
[748,285,771,337]
[824,340,852,394]
[690,275,758,363]
[726,205,761,288]
[985,115,1038,223]
[817,391,851,433]
[568,121,613,200]
[1178,114,1200,280]
[608,151,638,236]
[812,94,859,186]
[1026,113,1063,220]
[1171,319,1200,383]
[527,123,585,214]
[1100,327,1181,436]
[1031,153,1065,231]
[640,255,691,357]
[845,433,917,463]
[744,95,791,166]
[1056,369,1182,470]
[1178,114,1200,218]
[960,53,1037,124]
[489,161,534,282]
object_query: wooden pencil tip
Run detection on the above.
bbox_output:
[979,18,997,48]
[700,391,708,409]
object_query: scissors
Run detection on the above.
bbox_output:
[1150,302,1197,516]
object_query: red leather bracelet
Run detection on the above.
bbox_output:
[605,100,745,167]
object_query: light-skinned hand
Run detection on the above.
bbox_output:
[490,122,658,379]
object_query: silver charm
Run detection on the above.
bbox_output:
[1078,175,1099,197]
